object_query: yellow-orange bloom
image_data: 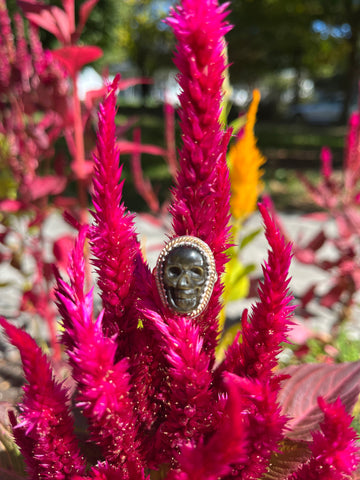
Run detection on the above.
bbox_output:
[229,89,266,220]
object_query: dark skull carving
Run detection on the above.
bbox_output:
[155,236,217,317]
[163,246,206,313]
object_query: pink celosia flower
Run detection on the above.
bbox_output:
[166,0,233,361]
[90,74,149,341]
[0,317,86,479]
[288,397,359,479]
[55,226,144,478]
[320,146,332,180]
[218,203,295,382]
[1,1,359,479]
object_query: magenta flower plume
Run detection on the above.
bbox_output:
[90,74,149,341]
[55,225,90,352]
[0,317,85,479]
[345,111,360,191]
[55,224,144,478]
[221,203,295,382]
[144,311,215,462]
[166,0,233,359]
[165,374,247,480]
[222,374,286,480]
[212,203,293,478]
[289,397,359,480]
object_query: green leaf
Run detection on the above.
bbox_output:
[239,227,262,250]
[229,115,247,137]
[224,257,255,302]
[0,423,25,476]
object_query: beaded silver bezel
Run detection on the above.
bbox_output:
[155,235,217,317]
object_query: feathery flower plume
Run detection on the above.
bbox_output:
[89,75,168,464]
[213,204,294,478]
[289,397,359,480]
[221,203,295,381]
[229,89,266,221]
[90,74,148,340]
[145,311,215,462]
[55,221,144,478]
[320,146,332,180]
[344,111,360,191]
[165,373,248,480]
[0,317,85,479]
[166,0,233,360]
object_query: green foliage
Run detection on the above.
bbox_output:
[112,0,174,76]
[0,135,17,201]
[0,423,25,476]
[336,330,360,363]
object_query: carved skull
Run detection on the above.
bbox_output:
[155,236,217,317]
[163,246,207,313]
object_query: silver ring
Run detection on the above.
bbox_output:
[154,236,217,317]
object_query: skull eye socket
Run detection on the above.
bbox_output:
[190,266,204,278]
[166,266,182,278]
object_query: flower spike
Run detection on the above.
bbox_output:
[0,317,85,479]
[55,221,144,477]
[221,203,295,382]
[90,74,149,342]
[289,397,359,479]
[167,0,233,361]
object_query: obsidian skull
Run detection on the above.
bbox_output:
[163,246,207,313]
[155,236,217,317]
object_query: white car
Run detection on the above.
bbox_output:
[288,97,357,124]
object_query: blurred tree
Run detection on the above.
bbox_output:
[316,0,360,120]
[228,0,321,85]
[228,0,359,117]
[4,0,121,65]
[112,0,174,100]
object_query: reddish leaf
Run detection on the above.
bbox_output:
[304,230,326,252]
[53,234,75,271]
[52,46,103,78]
[0,200,23,212]
[75,0,99,41]
[300,284,316,308]
[294,248,316,264]
[336,214,353,239]
[278,361,360,441]
[62,0,75,34]
[18,0,72,44]
[84,85,107,109]
[117,140,167,157]
[287,321,313,345]
[118,77,152,91]
[261,439,311,480]
[27,175,66,200]
[302,212,329,222]
[320,282,345,308]
[53,196,78,208]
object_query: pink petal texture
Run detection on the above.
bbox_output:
[213,204,294,478]
[143,310,216,463]
[288,398,359,480]
[166,0,233,361]
[89,75,150,344]
[88,76,168,453]
[0,317,85,479]
[164,373,248,480]
[55,224,144,478]
[220,203,295,382]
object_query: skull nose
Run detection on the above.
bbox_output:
[178,271,191,288]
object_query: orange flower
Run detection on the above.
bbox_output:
[229,89,266,220]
